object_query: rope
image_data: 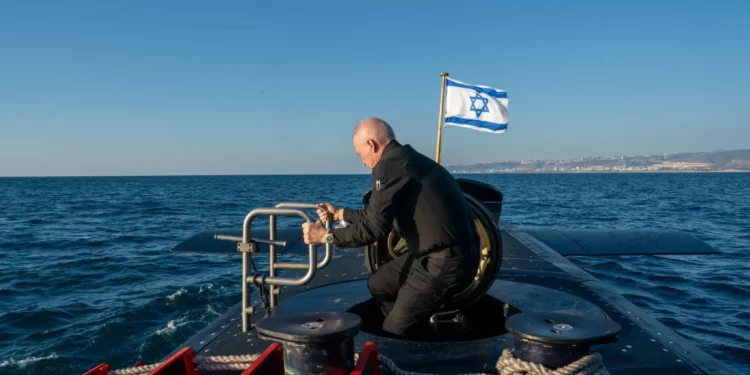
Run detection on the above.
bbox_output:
[377,350,609,375]
[195,354,260,364]
[108,353,261,374]
[250,257,271,316]
[110,363,162,375]
[108,348,608,375]
[196,362,255,371]
[494,350,608,375]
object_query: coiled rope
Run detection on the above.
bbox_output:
[495,350,609,375]
[377,349,609,375]
[108,349,608,375]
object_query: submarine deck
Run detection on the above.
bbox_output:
[168,224,736,375]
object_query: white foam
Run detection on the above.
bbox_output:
[155,318,189,336]
[166,288,187,300]
[0,353,58,368]
[205,305,219,316]
[198,284,213,293]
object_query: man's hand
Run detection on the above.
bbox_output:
[316,203,342,222]
[302,220,328,245]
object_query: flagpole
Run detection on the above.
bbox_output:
[435,72,449,163]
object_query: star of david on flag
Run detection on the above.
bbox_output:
[443,78,508,133]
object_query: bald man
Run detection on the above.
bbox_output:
[302,118,477,337]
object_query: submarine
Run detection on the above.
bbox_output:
[83,178,739,375]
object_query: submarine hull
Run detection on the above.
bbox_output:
[164,222,734,375]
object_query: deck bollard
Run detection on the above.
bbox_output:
[255,311,363,375]
[505,312,621,369]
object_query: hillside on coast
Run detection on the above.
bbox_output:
[447,149,750,173]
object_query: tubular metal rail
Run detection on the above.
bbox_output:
[213,202,333,332]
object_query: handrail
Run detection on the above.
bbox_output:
[214,202,338,332]
[213,234,287,248]
[242,208,317,287]
[274,202,319,210]
[274,202,333,270]
[239,207,317,332]
[266,202,334,308]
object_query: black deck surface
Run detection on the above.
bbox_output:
[168,224,737,375]
[518,228,718,256]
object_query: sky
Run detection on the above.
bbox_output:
[1,0,749,176]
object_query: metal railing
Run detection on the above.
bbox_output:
[269,203,333,308]
[213,202,334,332]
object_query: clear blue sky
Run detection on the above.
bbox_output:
[1,0,748,176]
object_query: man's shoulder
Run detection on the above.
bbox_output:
[373,155,405,177]
[390,144,444,170]
[381,143,422,163]
[375,142,438,178]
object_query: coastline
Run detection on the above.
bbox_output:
[450,170,750,174]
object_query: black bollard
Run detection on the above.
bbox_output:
[505,312,621,369]
[254,311,363,375]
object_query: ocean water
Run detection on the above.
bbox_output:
[0,174,748,375]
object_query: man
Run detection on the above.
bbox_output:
[302,117,477,337]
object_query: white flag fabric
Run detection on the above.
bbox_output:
[444,78,508,133]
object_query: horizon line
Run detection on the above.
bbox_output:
[2,171,750,178]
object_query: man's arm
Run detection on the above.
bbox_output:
[331,161,409,248]
[341,206,369,223]
[316,204,367,224]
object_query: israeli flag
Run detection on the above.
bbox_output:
[444,78,508,133]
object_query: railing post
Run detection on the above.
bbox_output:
[242,247,250,332]
[269,214,277,308]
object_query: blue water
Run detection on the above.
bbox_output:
[0,174,748,374]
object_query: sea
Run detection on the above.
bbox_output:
[0,173,748,375]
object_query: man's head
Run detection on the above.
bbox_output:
[352,117,396,169]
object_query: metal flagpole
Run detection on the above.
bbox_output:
[435,72,449,163]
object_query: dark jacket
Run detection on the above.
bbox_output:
[331,141,475,258]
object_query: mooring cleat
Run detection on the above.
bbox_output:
[255,311,363,375]
[505,311,621,369]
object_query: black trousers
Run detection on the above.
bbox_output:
[366,248,469,337]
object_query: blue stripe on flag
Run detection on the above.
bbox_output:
[446,79,507,98]
[444,116,508,132]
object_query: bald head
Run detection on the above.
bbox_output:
[353,117,396,146]
[351,117,396,169]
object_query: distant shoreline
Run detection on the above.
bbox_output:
[447,149,750,174]
[451,170,750,174]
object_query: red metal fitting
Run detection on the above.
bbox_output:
[351,342,380,375]
[241,343,283,375]
[148,347,198,375]
[83,363,111,375]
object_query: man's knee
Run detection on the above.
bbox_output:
[381,301,434,337]
[382,315,410,336]
[380,282,445,337]
[367,273,385,295]
[367,274,376,293]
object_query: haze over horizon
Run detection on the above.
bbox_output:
[1,0,749,177]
